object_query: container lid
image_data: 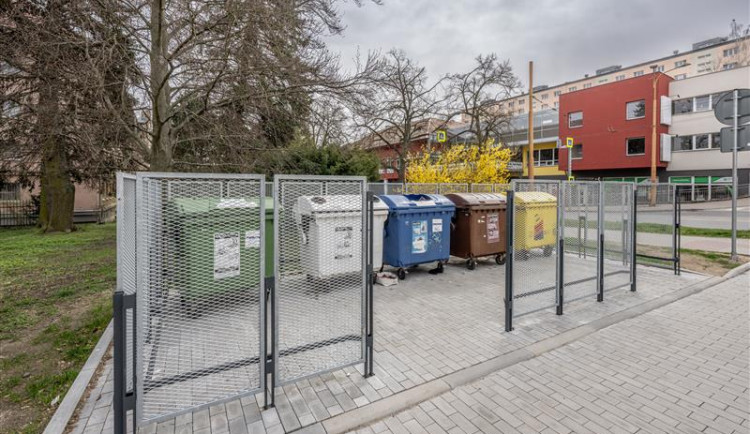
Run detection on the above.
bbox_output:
[295,194,362,215]
[171,197,270,215]
[372,195,389,212]
[514,191,557,204]
[445,193,506,207]
[379,194,456,210]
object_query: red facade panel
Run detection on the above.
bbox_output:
[558,73,672,173]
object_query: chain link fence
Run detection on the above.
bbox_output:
[635,184,679,273]
[561,181,600,303]
[602,183,635,292]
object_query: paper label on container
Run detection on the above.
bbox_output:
[487,213,500,243]
[214,232,240,279]
[411,220,427,254]
[432,219,443,233]
[334,226,354,260]
[245,230,260,248]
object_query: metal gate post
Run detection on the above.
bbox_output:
[504,191,514,332]
[675,188,681,275]
[263,276,275,409]
[113,291,136,434]
[631,185,637,292]
[597,183,604,302]
[364,192,375,377]
[556,184,565,316]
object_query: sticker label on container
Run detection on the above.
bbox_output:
[533,213,545,240]
[487,213,499,243]
[432,218,443,233]
[214,232,240,280]
[412,220,427,254]
[244,230,260,248]
[335,226,354,260]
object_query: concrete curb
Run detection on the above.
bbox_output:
[44,320,113,434]
[314,265,749,434]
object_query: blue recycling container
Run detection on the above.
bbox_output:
[379,194,455,279]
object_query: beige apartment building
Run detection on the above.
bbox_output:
[498,36,748,115]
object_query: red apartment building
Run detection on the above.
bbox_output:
[558,73,673,179]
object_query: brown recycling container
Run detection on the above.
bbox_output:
[445,193,507,270]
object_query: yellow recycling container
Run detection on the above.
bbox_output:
[513,191,557,258]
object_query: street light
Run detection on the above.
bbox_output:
[648,62,690,206]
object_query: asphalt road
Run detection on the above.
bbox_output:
[639,206,750,230]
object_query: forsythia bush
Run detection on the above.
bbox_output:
[406,140,512,184]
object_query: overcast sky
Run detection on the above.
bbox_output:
[326,0,749,88]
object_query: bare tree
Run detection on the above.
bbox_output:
[446,54,519,145]
[351,49,447,181]
[0,1,140,232]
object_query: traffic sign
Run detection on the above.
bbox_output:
[567,176,575,181]
[714,89,750,126]
[720,125,750,153]
[566,137,574,148]
[435,130,447,143]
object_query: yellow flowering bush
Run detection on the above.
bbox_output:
[406,140,512,184]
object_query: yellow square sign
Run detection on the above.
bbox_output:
[436,130,447,143]
[566,137,574,148]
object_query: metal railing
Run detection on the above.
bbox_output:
[0,200,39,226]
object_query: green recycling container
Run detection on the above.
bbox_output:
[168,197,274,306]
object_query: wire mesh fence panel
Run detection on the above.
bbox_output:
[136,174,265,424]
[117,174,138,395]
[635,184,676,268]
[438,183,469,194]
[368,183,404,195]
[560,181,600,303]
[405,183,439,194]
[470,183,494,193]
[494,184,511,194]
[510,180,560,317]
[602,183,634,291]
[274,176,366,385]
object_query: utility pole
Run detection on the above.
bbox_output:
[649,67,659,206]
[528,61,535,180]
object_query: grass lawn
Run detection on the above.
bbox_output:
[0,223,116,433]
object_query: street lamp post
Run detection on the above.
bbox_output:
[649,63,689,206]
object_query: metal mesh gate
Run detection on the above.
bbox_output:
[135,174,265,423]
[561,181,600,303]
[273,176,367,384]
[603,183,635,291]
[509,180,560,317]
[635,184,680,272]
[116,174,137,398]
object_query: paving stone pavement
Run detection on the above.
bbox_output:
[358,272,750,434]
[69,262,707,434]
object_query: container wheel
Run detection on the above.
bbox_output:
[543,245,554,257]
[495,253,506,265]
[397,268,407,280]
[466,259,477,270]
[371,272,377,285]
[437,262,445,272]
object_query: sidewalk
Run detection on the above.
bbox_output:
[69,264,711,434]
[634,231,750,255]
[358,270,750,434]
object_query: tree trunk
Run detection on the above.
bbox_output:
[149,0,173,172]
[38,145,76,232]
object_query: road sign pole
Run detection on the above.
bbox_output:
[732,89,738,262]
[566,137,573,180]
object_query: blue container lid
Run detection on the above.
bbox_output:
[379,194,456,210]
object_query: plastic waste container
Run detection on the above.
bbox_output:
[379,194,455,280]
[169,197,272,312]
[445,193,507,270]
[294,195,365,279]
[371,196,389,271]
[513,191,557,260]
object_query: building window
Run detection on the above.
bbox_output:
[553,101,559,109]
[652,65,664,72]
[626,137,646,155]
[542,104,549,109]
[711,132,721,149]
[598,78,608,83]
[509,101,514,107]
[571,144,583,159]
[674,60,688,68]
[724,47,739,57]
[694,134,710,150]
[568,111,583,128]
[615,75,625,81]
[633,70,644,77]
[723,62,738,70]
[672,132,722,151]
[672,98,692,114]
[541,94,549,100]
[568,86,577,92]
[626,100,646,120]
[673,136,693,151]
[583,83,592,89]
[533,148,559,166]
[674,74,687,80]
[554,90,561,97]
[0,182,21,201]
[694,95,711,112]
[518,99,524,105]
